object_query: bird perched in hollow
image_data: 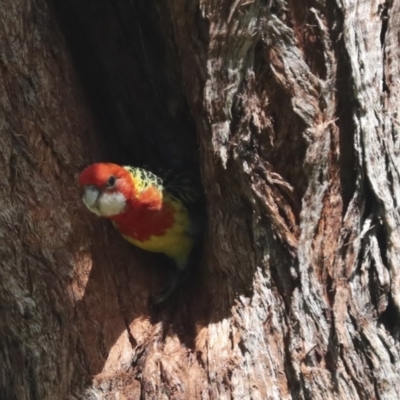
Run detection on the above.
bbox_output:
[78,162,203,302]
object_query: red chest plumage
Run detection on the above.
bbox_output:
[110,194,176,242]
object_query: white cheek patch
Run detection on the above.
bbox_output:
[98,192,127,217]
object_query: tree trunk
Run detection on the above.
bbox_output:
[1,0,400,399]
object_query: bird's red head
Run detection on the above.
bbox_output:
[79,163,129,189]
[79,163,133,217]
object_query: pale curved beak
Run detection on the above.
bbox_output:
[82,186,101,216]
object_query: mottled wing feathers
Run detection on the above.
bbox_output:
[123,166,163,191]
[123,165,201,206]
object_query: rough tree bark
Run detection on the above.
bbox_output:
[1,0,400,399]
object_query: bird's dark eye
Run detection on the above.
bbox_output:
[107,176,116,186]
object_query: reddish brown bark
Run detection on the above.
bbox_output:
[1,0,400,399]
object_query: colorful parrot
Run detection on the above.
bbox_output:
[78,163,203,302]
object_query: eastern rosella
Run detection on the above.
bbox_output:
[79,163,202,302]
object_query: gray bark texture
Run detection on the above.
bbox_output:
[1,0,400,399]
